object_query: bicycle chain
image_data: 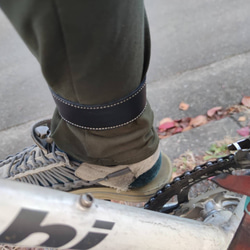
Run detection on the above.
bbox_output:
[144,150,250,212]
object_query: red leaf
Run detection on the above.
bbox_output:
[158,121,175,132]
[173,127,183,134]
[207,106,222,117]
[241,96,250,108]
[237,127,250,137]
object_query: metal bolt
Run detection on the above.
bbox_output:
[79,193,94,208]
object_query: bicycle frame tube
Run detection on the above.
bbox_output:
[0,180,243,250]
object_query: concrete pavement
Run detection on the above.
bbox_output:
[1,1,250,159]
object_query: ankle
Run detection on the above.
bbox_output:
[129,154,162,188]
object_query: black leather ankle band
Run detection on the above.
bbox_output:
[51,79,147,130]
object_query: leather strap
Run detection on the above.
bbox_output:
[51,79,147,130]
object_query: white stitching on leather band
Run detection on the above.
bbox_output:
[58,103,147,130]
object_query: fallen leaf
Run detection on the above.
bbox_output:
[172,127,183,134]
[237,127,250,137]
[207,106,222,117]
[190,115,207,127]
[182,125,193,132]
[159,117,174,125]
[238,116,246,122]
[227,105,242,113]
[158,134,169,139]
[241,96,250,108]
[158,121,175,132]
[178,117,192,129]
[179,102,189,111]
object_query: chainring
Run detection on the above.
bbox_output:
[144,145,250,214]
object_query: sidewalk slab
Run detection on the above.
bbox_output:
[231,108,250,128]
[147,52,250,126]
[160,117,241,160]
[0,117,50,159]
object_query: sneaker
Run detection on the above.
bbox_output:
[0,120,172,202]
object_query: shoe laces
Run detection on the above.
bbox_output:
[0,119,71,178]
[0,142,66,177]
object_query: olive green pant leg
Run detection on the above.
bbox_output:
[0,0,159,165]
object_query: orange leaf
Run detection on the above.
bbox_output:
[159,117,174,125]
[158,134,169,139]
[207,106,222,117]
[179,102,189,111]
[189,115,207,127]
[182,125,193,132]
[241,96,250,108]
[238,116,246,122]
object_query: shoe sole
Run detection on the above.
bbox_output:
[70,153,172,202]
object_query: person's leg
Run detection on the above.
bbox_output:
[0,0,172,199]
[0,0,157,165]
